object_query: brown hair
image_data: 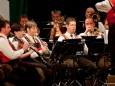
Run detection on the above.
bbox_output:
[51,9,62,16]
[20,14,28,20]
[0,19,10,31]
[65,17,76,25]
[11,23,23,33]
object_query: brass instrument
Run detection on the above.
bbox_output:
[90,27,100,36]
[91,12,100,22]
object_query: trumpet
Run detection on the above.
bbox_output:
[91,12,100,22]
[90,27,100,36]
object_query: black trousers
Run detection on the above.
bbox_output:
[108,25,115,67]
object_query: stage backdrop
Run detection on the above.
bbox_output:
[10,0,104,24]
[10,0,28,24]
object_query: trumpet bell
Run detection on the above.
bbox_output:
[91,12,100,22]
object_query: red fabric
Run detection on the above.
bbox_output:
[0,52,10,63]
[107,6,115,24]
[37,47,42,51]
[0,36,16,63]
[110,0,115,6]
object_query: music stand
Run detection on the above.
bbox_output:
[84,38,104,55]
[50,39,83,62]
[50,39,84,86]
[82,37,105,86]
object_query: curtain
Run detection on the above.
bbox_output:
[10,0,28,24]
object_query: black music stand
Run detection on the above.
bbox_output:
[82,36,104,62]
[50,39,84,86]
[50,39,83,62]
[82,37,105,86]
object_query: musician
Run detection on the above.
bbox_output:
[0,19,39,85]
[10,23,34,58]
[19,14,28,29]
[23,20,51,59]
[79,17,104,38]
[49,9,66,40]
[9,22,46,86]
[0,19,29,64]
[95,0,115,67]
[58,17,97,77]
[84,7,105,33]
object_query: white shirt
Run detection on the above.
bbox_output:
[95,0,112,13]
[98,22,105,33]
[58,32,88,55]
[0,33,24,60]
[58,32,82,41]
[79,31,104,38]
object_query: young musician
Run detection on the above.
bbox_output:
[58,17,97,84]
[79,17,104,38]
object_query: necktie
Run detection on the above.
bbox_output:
[70,34,73,39]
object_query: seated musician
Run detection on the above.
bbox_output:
[22,20,51,60]
[79,17,111,71]
[0,19,29,64]
[9,22,46,86]
[49,9,66,41]
[0,19,39,85]
[79,17,104,38]
[57,17,97,77]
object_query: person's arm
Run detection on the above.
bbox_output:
[20,49,33,59]
[95,0,112,13]
[0,38,25,60]
[98,22,105,33]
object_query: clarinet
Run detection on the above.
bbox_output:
[23,35,52,67]
[12,36,51,67]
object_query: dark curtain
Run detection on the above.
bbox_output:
[10,0,28,24]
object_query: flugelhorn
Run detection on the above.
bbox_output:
[91,12,100,22]
[90,27,100,36]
